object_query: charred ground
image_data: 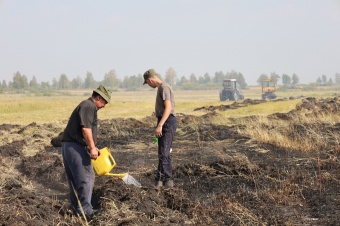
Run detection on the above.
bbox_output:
[0,97,339,225]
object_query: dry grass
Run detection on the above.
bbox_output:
[0,90,222,125]
[236,109,340,152]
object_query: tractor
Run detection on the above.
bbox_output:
[261,78,277,100]
[219,79,244,101]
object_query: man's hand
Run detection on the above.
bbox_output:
[89,147,99,159]
[155,124,162,138]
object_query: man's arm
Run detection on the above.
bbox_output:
[82,127,99,159]
[155,99,172,137]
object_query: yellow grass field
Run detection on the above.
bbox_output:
[0,87,338,125]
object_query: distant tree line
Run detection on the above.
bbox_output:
[1,68,339,93]
[256,72,340,88]
[256,72,300,87]
[315,74,338,86]
[0,68,248,92]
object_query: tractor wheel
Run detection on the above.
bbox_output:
[220,92,226,101]
[233,92,238,101]
[271,93,277,99]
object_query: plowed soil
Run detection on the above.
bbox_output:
[1,97,339,225]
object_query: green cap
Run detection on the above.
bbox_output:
[94,85,111,103]
[143,69,157,85]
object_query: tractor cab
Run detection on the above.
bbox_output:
[223,79,237,90]
[261,78,277,100]
[219,79,244,101]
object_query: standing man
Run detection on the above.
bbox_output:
[143,69,177,188]
[61,85,111,219]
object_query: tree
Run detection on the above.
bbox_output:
[256,74,268,85]
[21,75,28,89]
[321,75,327,85]
[213,71,224,84]
[121,75,130,88]
[176,75,188,86]
[282,74,291,87]
[226,70,247,89]
[292,73,299,86]
[226,70,236,79]
[270,72,280,84]
[84,71,96,89]
[29,76,38,88]
[198,75,205,84]
[126,75,141,89]
[52,78,58,89]
[119,74,144,89]
[203,73,211,83]
[2,80,7,88]
[335,73,340,84]
[189,73,197,83]
[198,73,211,84]
[236,73,247,89]
[58,74,70,89]
[165,67,177,87]
[41,81,50,89]
[11,71,28,89]
[327,78,334,86]
[12,71,21,89]
[71,76,82,89]
[316,77,322,85]
[102,69,119,88]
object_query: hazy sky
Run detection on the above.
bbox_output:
[1,0,339,86]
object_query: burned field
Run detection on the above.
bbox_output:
[1,97,340,225]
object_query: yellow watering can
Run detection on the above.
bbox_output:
[91,147,127,178]
[92,147,141,187]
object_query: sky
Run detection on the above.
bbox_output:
[1,0,340,86]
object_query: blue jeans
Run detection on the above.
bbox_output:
[62,142,95,215]
[156,115,177,181]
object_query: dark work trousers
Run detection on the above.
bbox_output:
[61,142,95,215]
[156,115,177,181]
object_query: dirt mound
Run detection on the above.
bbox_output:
[193,97,291,112]
[1,97,339,225]
[268,96,340,121]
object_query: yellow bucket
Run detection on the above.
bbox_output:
[91,147,127,178]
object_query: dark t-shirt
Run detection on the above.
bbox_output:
[62,97,98,146]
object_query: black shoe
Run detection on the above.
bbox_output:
[92,209,100,214]
[84,209,100,221]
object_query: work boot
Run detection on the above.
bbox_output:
[83,209,100,221]
[164,179,174,188]
[155,180,163,188]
